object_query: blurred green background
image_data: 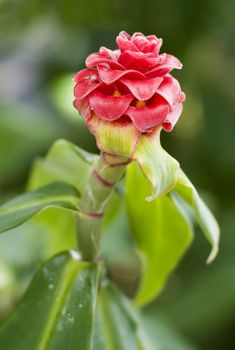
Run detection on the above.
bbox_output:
[0,0,235,349]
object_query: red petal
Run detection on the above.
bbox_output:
[162,103,183,131]
[97,65,146,85]
[146,35,158,40]
[146,35,163,53]
[73,97,91,119]
[116,31,139,52]
[131,33,163,55]
[74,79,101,99]
[119,50,156,72]
[120,76,163,101]
[116,36,138,52]
[146,54,183,78]
[146,35,163,51]
[157,76,182,107]
[131,32,144,38]
[86,53,124,69]
[119,31,131,40]
[73,68,97,83]
[73,68,102,99]
[141,39,162,55]
[89,92,133,121]
[119,50,152,64]
[126,94,169,132]
[99,47,121,61]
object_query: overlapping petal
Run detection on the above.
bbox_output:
[97,65,145,85]
[116,33,139,52]
[141,39,162,55]
[118,31,131,41]
[146,35,163,54]
[120,76,163,101]
[126,94,169,132]
[89,91,133,121]
[146,54,183,78]
[73,97,91,119]
[99,47,121,61]
[132,33,162,55]
[162,103,183,132]
[86,53,124,70]
[73,68,98,82]
[116,31,163,56]
[156,76,182,107]
[73,69,101,99]
[119,50,157,72]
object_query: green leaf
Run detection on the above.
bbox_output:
[93,284,139,350]
[0,251,99,350]
[126,163,193,306]
[28,139,96,192]
[101,192,140,292]
[0,139,95,302]
[93,284,198,350]
[0,182,80,233]
[133,129,179,200]
[174,169,220,263]
[24,138,96,266]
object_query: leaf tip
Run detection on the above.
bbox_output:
[145,191,158,202]
[206,244,219,264]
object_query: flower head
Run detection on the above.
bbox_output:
[73,32,185,203]
[73,31,185,135]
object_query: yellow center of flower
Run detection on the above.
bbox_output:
[113,90,122,97]
[136,100,146,108]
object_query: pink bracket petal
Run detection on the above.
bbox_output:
[120,77,163,100]
[89,92,133,121]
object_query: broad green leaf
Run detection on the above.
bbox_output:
[28,139,96,192]
[0,251,99,350]
[93,284,139,350]
[133,129,179,200]
[126,163,193,306]
[101,192,140,290]
[0,182,80,233]
[0,208,78,319]
[24,138,96,272]
[93,284,198,350]
[0,139,95,309]
[174,168,220,263]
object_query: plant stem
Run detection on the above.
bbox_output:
[77,152,130,261]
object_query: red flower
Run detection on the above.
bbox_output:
[73,31,185,133]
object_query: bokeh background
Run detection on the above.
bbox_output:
[0,0,235,349]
